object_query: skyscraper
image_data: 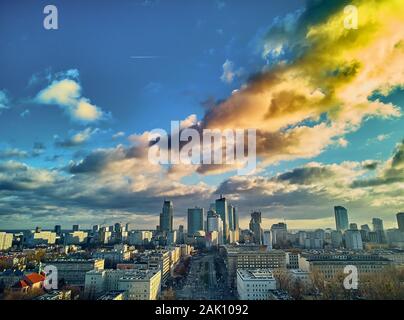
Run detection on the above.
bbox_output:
[397,212,404,232]
[54,225,62,236]
[207,209,224,244]
[249,211,263,245]
[187,207,204,236]
[372,218,386,243]
[72,224,80,232]
[215,195,229,243]
[160,200,173,233]
[334,206,349,231]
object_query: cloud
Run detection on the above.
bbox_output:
[352,139,404,187]
[201,0,403,174]
[0,90,10,112]
[35,71,105,122]
[55,128,98,147]
[112,131,125,139]
[0,148,29,159]
[220,59,243,84]
[215,141,404,225]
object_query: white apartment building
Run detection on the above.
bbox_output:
[0,232,13,251]
[24,230,56,246]
[118,269,161,300]
[237,269,277,300]
[85,268,161,300]
[64,231,88,245]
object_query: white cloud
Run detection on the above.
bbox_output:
[35,75,105,122]
[220,59,243,84]
[0,90,10,111]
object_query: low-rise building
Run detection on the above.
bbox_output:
[237,269,277,300]
[44,259,104,286]
[300,254,391,280]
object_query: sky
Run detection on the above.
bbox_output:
[0,0,403,231]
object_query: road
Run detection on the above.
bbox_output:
[176,251,235,300]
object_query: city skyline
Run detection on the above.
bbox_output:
[0,0,403,231]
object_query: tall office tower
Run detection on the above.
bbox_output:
[216,195,229,243]
[187,207,204,236]
[160,200,173,233]
[178,225,185,244]
[360,224,370,242]
[396,212,404,232]
[72,224,80,232]
[372,218,386,243]
[249,211,263,245]
[270,223,288,247]
[334,206,349,231]
[54,225,62,236]
[207,210,224,245]
[92,225,100,233]
[345,229,363,250]
[114,223,122,233]
[263,230,272,249]
[125,223,131,232]
[228,205,235,231]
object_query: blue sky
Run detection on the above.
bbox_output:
[0,0,403,230]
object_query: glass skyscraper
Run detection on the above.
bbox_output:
[160,200,173,233]
[334,206,349,231]
[187,207,204,236]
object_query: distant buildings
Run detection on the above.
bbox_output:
[334,206,349,232]
[23,230,56,246]
[128,230,153,245]
[237,269,277,300]
[64,231,88,245]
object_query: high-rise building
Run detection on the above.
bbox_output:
[397,212,404,232]
[187,207,204,236]
[334,206,349,232]
[73,225,80,232]
[114,223,122,233]
[372,218,386,243]
[159,200,173,233]
[345,229,363,250]
[54,225,62,236]
[207,210,224,244]
[228,205,235,231]
[263,231,272,249]
[249,211,263,245]
[215,195,229,243]
[271,222,288,247]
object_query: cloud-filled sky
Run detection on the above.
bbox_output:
[0,0,403,230]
